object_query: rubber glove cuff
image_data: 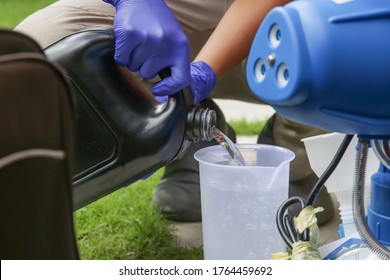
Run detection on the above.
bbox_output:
[155,61,216,104]
[189,61,217,104]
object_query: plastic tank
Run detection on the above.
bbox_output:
[45,27,216,209]
[246,0,390,137]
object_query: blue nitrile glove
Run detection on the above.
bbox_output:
[155,61,217,104]
[188,61,217,104]
[103,0,191,95]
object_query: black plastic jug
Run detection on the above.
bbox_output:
[45,26,216,209]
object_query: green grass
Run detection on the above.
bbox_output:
[74,169,204,260]
[1,1,268,260]
[0,0,57,28]
[230,118,267,135]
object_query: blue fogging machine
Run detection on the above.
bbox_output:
[247,0,390,259]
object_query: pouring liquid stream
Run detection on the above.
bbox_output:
[211,126,247,166]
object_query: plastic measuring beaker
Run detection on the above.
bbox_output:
[194,144,295,260]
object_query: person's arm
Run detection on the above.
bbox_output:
[195,0,291,80]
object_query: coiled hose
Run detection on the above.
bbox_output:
[353,139,390,259]
[276,134,354,249]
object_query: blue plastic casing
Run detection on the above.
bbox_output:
[367,164,390,246]
[246,0,390,137]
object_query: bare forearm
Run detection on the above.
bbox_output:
[195,0,291,80]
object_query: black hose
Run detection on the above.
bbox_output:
[276,196,306,249]
[306,134,354,206]
[276,134,354,249]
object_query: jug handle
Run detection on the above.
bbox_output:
[157,67,172,80]
[158,67,195,108]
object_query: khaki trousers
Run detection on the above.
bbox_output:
[15,0,329,182]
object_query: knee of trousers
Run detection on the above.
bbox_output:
[272,114,330,182]
[14,0,115,49]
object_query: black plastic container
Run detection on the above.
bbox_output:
[45,26,216,209]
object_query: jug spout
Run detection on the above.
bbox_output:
[45,26,216,209]
[186,106,216,142]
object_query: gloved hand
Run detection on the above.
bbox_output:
[188,60,217,104]
[155,60,217,104]
[103,0,191,95]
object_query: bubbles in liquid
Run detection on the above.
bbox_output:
[211,126,247,166]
